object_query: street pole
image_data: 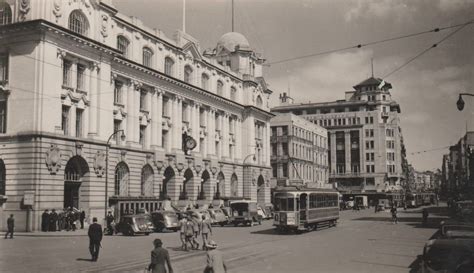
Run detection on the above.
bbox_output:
[104,130,125,223]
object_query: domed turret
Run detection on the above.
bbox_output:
[216,32,250,52]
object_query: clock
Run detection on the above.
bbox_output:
[185,136,197,150]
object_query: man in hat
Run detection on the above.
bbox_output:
[4,214,14,239]
[184,216,195,251]
[204,240,227,273]
[49,209,58,232]
[41,209,50,232]
[200,215,212,250]
[105,211,114,235]
[178,215,188,250]
[80,209,86,229]
[87,217,103,261]
[148,238,173,273]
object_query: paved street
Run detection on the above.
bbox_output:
[0,206,448,273]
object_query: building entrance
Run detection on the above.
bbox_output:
[63,156,89,209]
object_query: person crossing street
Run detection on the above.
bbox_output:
[87,217,103,261]
[200,215,212,250]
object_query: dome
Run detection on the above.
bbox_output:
[216,32,250,52]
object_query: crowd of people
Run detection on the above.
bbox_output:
[41,207,86,232]
[178,214,213,251]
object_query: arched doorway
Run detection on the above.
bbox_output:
[257,175,265,205]
[162,167,174,199]
[0,159,5,196]
[217,172,225,198]
[64,156,89,209]
[114,162,129,196]
[230,174,238,197]
[141,165,154,196]
[181,169,193,200]
[199,170,210,200]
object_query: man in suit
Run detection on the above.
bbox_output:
[41,209,49,232]
[87,217,103,261]
[4,214,14,239]
[204,240,227,273]
[148,239,173,273]
[200,215,212,250]
[80,209,86,229]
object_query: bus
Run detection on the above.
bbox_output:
[273,186,339,233]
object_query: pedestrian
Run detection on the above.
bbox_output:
[391,206,398,224]
[41,209,49,232]
[80,209,86,229]
[87,217,103,262]
[105,211,115,235]
[422,208,429,226]
[58,210,65,231]
[200,215,212,250]
[178,215,187,250]
[204,240,227,273]
[4,214,14,239]
[184,216,195,251]
[192,216,201,250]
[148,238,173,273]
[49,209,58,232]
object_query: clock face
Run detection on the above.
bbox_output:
[185,137,197,150]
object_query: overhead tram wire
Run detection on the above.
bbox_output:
[408,146,451,156]
[265,20,474,66]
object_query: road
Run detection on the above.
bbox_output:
[0,206,447,273]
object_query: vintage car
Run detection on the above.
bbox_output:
[185,209,212,222]
[421,238,474,273]
[229,201,262,226]
[114,214,153,236]
[151,210,180,232]
[208,208,228,226]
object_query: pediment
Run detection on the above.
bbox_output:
[182,42,202,61]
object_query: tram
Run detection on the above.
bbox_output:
[273,186,339,233]
[406,192,436,208]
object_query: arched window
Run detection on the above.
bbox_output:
[217,172,225,197]
[164,57,174,76]
[230,86,237,101]
[68,10,89,36]
[230,174,238,197]
[256,95,263,107]
[115,162,129,196]
[0,159,5,195]
[184,65,193,83]
[142,47,153,67]
[0,3,12,25]
[141,165,154,196]
[216,80,224,96]
[201,73,209,90]
[117,36,130,57]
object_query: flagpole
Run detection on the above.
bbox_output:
[183,0,186,33]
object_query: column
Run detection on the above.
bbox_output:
[156,89,164,147]
[150,90,158,147]
[222,114,229,158]
[345,131,351,174]
[235,118,242,160]
[171,97,177,149]
[88,63,99,136]
[193,103,200,153]
[133,85,141,143]
[126,80,134,144]
[330,132,336,175]
[70,105,77,137]
[207,108,215,156]
[176,97,183,151]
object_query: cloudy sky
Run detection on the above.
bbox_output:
[113,0,474,171]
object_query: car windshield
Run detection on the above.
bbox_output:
[134,217,146,226]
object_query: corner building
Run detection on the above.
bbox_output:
[0,0,273,231]
[271,77,404,201]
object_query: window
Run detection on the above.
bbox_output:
[0,159,4,195]
[142,47,153,67]
[139,125,146,146]
[0,97,6,133]
[201,73,209,89]
[139,90,147,111]
[162,96,170,116]
[230,86,237,100]
[114,81,123,104]
[216,80,223,96]
[113,120,122,144]
[68,10,88,36]
[141,165,154,196]
[76,64,86,91]
[0,54,8,83]
[184,65,193,83]
[0,4,12,25]
[62,106,70,135]
[256,95,263,107]
[164,57,174,76]
[117,36,130,57]
[115,162,129,196]
[62,60,72,87]
[370,117,374,124]
[75,109,83,137]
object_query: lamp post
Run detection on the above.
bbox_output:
[104,129,125,222]
[457,93,474,111]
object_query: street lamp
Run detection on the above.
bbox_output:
[104,129,126,222]
[457,93,474,111]
[243,153,256,164]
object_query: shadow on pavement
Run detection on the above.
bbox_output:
[76,258,94,262]
[352,216,446,226]
[250,228,298,236]
[408,255,423,273]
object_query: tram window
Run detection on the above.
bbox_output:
[288,198,294,211]
[280,198,287,211]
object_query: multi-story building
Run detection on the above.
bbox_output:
[0,0,274,231]
[271,77,405,199]
[442,132,474,196]
[269,113,329,188]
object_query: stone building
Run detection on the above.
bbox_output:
[271,77,405,199]
[270,113,329,187]
[0,0,273,231]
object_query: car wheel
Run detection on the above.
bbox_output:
[145,232,150,236]
[220,223,225,227]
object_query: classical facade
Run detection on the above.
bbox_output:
[0,0,273,231]
[271,77,405,198]
[270,113,329,187]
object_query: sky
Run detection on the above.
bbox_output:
[113,0,474,172]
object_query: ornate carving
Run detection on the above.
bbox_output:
[194,164,202,174]
[19,0,31,21]
[210,166,218,175]
[146,154,153,165]
[45,144,61,174]
[57,49,67,59]
[93,151,106,177]
[53,0,62,22]
[120,150,127,162]
[100,14,109,40]
[75,142,83,156]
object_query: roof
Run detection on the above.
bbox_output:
[217,32,251,52]
[353,77,392,90]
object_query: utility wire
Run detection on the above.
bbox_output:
[409,146,451,155]
[266,20,474,66]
